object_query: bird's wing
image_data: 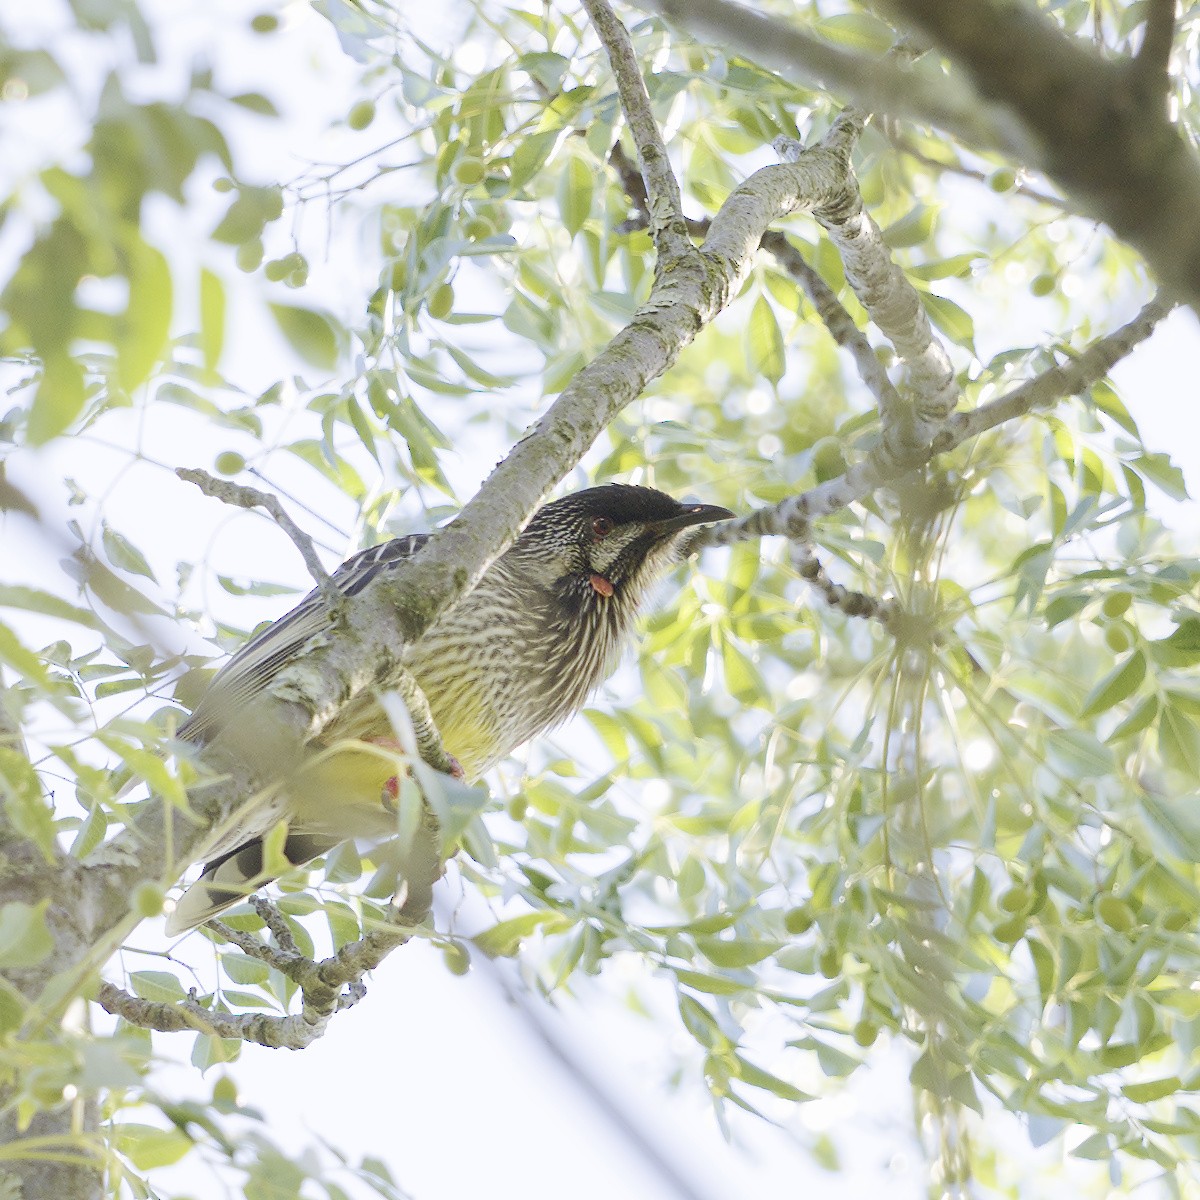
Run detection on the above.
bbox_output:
[179,533,430,745]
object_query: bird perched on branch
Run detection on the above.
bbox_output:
[166,484,733,933]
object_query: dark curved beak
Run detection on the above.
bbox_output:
[648,503,736,537]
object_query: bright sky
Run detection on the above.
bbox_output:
[3,2,1199,1198]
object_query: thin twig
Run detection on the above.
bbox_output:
[792,544,895,624]
[99,894,429,1047]
[176,468,342,611]
[252,896,300,954]
[583,0,692,262]
[932,292,1177,451]
[889,134,1071,210]
[761,231,904,416]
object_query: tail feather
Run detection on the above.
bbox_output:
[164,832,335,935]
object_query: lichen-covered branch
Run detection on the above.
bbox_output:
[697,293,1175,547]
[792,543,896,624]
[99,887,431,1047]
[640,0,1200,311]
[932,292,1177,453]
[776,128,959,442]
[760,231,904,416]
[583,0,691,261]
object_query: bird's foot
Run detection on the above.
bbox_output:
[368,736,464,802]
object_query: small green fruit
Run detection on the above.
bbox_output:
[348,100,376,131]
[133,883,164,918]
[428,282,454,319]
[442,943,471,976]
[452,157,485,185]
[783,905,814,935]
[235,239,263,272]
[1102,592,1132,618]
[852,1019,878,1047]
[215,451,246,476]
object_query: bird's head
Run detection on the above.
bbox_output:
[507,484,734,616]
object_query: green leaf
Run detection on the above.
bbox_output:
[557,151,593,237]
[1158,703,1200,776]
[720,636,764,705]
[674,967,748,996]
[922,292,975,350]
[130,970,186,1002]
[813,12,896,53]
[883,204,937,249]
[102,522,157,581]
[1079,651,1144,717]
[229,92,280,116]
[732,1053,811,1101]
[1132,452,1188,500]
[115,1123,194,1170]
[1149,617,1200,668]
[269,304,342,370]
[0,747,56,853]
[0,585,101,628]
[1122,1077,1181,1104]
[677,994,721,1047]
[1046,729,1112,778]
[1140,793,1200,861]
[695,937,782,968]
[748,294,785,383]
[117,236,172,390]
[28,354,85,445]
[472,910,571,957]
[0,900,53,969]
[199,266,225,371]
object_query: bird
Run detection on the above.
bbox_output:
[165,484,734,933]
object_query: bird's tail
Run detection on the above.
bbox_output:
[164,832,335,935]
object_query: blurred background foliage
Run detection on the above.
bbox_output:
[2,0,1200,1196]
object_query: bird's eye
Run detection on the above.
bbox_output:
[591,516,614,540]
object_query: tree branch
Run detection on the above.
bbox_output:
[100,870,436,1047]
[583,0,691,261]
[633,0,1034,160]
[792,544,896,624]
[776,123,958,441]
[637,0,1200,312]
[932,292,1177,452]
[760,231,903,416]
[695,293,1176,547]
[1131,0,1177,110]
[872,0,1200,312]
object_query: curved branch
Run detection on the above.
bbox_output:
[777,123,958,441]
[634,0,1033,159]
[873,0,1200,311]
[583,0,691,261]
[175,468,341,610]
[696,293,1176,546]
